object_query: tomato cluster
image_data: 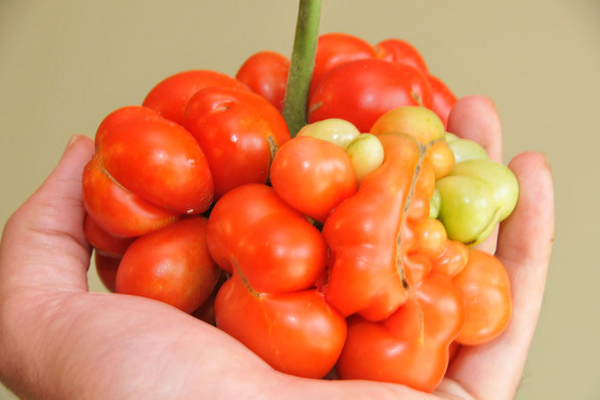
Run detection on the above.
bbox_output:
[82,32,516,392]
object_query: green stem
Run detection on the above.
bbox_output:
[282,0,322,137]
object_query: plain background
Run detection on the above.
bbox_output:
[1,0,598,398]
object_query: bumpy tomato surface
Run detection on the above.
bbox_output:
[142,69,248,125]
[207,184,346,378]
[308,59,433,132]
[375,38,429,73]
[182,87,291,199]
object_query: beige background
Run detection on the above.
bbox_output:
[1,0,598,398]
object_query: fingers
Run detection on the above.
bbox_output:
[447,95,503,163]
[443,151,554,400]
[0,135,95,293]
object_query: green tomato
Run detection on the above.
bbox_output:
[448,138,489,164]
[345,133,384,184]
[436,175,501,245]
[450,159,519,221]
[429,187,441,219]
[297,118,360,149]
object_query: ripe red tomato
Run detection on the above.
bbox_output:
[182,86,291,199]
[116,217,221,314]
[94,251,121,293]
[308,59,434,132]
[270,136,356,223]
[375,38,429,73]
[336,274,465,392]
[453,249,512,345]
[142,70,248,125]
[82,106,214,238]
[310,32,378,96]
[207,184,345,378]
[236,51,290,112]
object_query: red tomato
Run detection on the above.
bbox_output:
[308,59,433,132]
[323,133,435,320]
[427,73,457,128]
[375,38,429,73]
[142,70,248,125]
[336,274,465,392]
[84,214,134,256]
[182,87,290,199]
[236,51,290,112]
[453,249,512,345]
[310,32,378,96]
[116,217,221,314]
[94,250,121,293]
[215,275,346,379]
[208,184,344,378]
[270,136,356,223]
[207,184,326,293]
[82,106,214,237]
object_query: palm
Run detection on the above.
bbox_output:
[0,96,554,400]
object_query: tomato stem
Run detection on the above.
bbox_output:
[282,0,322,137]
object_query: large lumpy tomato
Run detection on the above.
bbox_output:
[182,87,291,199]
[82,106,213,238]
[207,184,346,379]
[308,58,434,132]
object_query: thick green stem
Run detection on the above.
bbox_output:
[282,0,322,137]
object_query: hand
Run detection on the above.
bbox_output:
[0,95,554,400]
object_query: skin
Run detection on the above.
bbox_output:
[0,95,554,400]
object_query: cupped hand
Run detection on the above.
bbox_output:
[0,96,554,400]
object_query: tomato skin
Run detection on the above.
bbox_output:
[98,108,214,214]
[310,32,378,95]
[207,184,327,294]
[94,250,121,293]
[215,275,347,379]
[142,70,248,125]
[308,59,434,132]
[336,274,465,392]
[270,136,357,223]
[453,249,512,345]
[116,217,221,314]
[84,214,134,256]
[82,155,181,238]
[323,133,434,320]
[182,87,291,199]
[236,51,290,112]
[375,38,429,73]
[427,73,457,128]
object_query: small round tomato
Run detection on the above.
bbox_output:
[182,87,290,199]
[116,217,221,314]
[453,249,512,345]
[308,58,433,133]
[142,70,249,125]
[236,51,290,112]
[270,136,357,222]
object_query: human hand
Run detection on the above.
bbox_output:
[0,95,554,400]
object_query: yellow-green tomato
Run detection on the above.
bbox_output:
[297,118,361,149]
[429,187,441,219]
[450,159,519,221]
[345,133,384,185]
[436,175,501,245]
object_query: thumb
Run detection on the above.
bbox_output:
[0,135,95,293]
